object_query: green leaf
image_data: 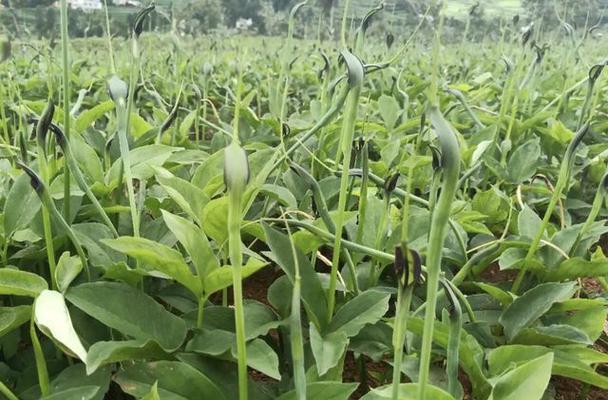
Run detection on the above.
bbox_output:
[86,339,168,375]
[55,252,83,293]
[4,173,41,237]
[0,268,48,297]
[327,289,390,337]
[114,361,226,400]
[547,299,608,342]
[378,94,401,129]
[507,138,541,183]
[499,282,577,341]
[40,387,100,400]
[50,364,111,400]
[259,184,297,209]
[201,197,229,244]
[474,283,513,306]
[156,167,209,224]
[107,145,178,183]
[0,305,31,337]
[471,187,509,225]
[204,258,267,295]
[488,344,608,389]
[161,210,218,281]
[361,383,455,400]
[187,329,235,356]
[70,134,104,183]
[517,206,543,240]
[513,325,592,346]
[262,223,328,330]
[544,257,608,281]
[101,237,201,296]
[276,382,358,400]
[310,323,349,376]
[231,338,280,380]
[488,353,553,400]
[74,100,114,133]
[34,290,88,361]
[407,317,490,398]
[66,282,187,352]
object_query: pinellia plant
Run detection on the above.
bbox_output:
[0,2,607,400]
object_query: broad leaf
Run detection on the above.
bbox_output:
[66,282,187,352]
[161,210,218,281]
[0,305,31,337]
[488,353,553,400]
[361,383,455,400]
[310,324,348,376]
[86,339,168,375]
[262,224,328,330]
[55,252,83,293]
[101,237,201,296]
[499,282,577,341]
[276,382,358,400]
[114,361,226,400]
[327,289,390,337]
[231,338,280,380]
[0,268,48,297]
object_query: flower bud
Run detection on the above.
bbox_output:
[224,142,250,192]
[36,101,55,148]
[107,75,128,104]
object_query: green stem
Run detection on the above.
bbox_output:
[30,319,49,397]
[417,107,460,400]
[327,82,361,322]
[284,216,306,400]
[36,148,57,290]
[391,285,413,400]
[60,0,71,219]
[228,187,247,400]
[0,378,18,400]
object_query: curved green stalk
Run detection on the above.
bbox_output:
[30,318,49,397]
[228,180,247,400]
[17,162,90,281]
[35,104,57,290]
[327,51,364,322]
[417,106,461,400]
[290,163,359,293]
[570,172,607,256]
[355,142,369,245]
[271,84,350,172]
[442,281,462,399]
[59,0,71,219]
[512,124,590,293]
[225,60,249,400]
[120,4,155,237]
[391,283,413,400]
[49,125,118,238]
[283,215,306,400]
[0,378,18,400]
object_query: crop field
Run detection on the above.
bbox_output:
[0,1,607,400]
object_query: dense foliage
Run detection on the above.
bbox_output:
[0,1,607,399]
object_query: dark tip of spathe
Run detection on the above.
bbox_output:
[281,122,291,138]
[16,161,43,193]
[589,64,605,82]
[394,245,406,283]
[133,4,156,38]
[384,173,399,194]
[386,32,394,49]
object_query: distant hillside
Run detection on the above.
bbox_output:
[338,0,523,20]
